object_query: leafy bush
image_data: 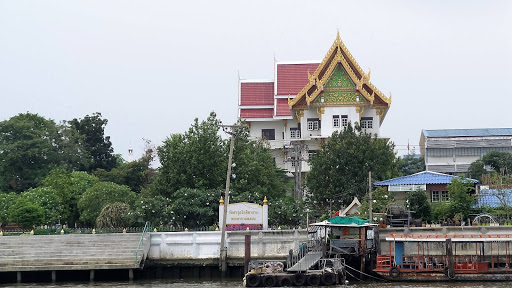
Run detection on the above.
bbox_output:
[78,182,137,225]
[406,189,431,222]
[96,202,132,228]
[8,198,44,229]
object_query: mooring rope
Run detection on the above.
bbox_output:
[343,268,362,281]
[343,264,387,281]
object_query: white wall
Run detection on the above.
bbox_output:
[148,230,308,261]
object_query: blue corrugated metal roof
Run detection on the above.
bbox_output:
[423,128,512,138]
[373,171,479,186]
[474,189,512,208]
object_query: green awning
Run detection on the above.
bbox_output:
[327,216,370,225]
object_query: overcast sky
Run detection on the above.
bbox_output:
[1,1,511,160]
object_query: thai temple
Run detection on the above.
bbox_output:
[238,32,392,196]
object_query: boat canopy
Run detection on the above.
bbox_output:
[386,233,512,242]
[311,216,375,227]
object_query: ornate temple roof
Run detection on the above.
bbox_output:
[288,31,391,121]
[238,31,392,120]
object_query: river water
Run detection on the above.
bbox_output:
[2,280,512,288]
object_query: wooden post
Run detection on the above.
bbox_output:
[90,270,95,282]
[446,239,454,278]
[52,270,56,283]
[17,271,21,284]
[244,235,251,274]
[129,269,134,281]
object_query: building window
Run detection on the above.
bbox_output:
[307,118,320,131]
[308,150,317,160]
[290,128,300,139]
[291,156,298,167]
[431,190,449,202]
[361,117,373,129]
[341,115,348,127]
[262,129,275,140]
[333,115,340,128]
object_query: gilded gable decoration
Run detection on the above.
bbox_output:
[289,31,391,118]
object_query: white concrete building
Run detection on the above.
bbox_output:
[238,33,392,196]
[420,128,512,174]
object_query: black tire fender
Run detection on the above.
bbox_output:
[279,276,293,287]
[292,273,306,286]
[389,266,400,278]
[262,275,277,287]
[321,272,336,286]
[245,273,260,287]
[307,274,321,286]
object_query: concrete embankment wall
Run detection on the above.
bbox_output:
[379,226,512,256]
[147,229,308,266]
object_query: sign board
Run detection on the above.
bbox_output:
[226,202,263,225]
[218,198,268,230]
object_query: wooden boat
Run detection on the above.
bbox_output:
[374,232,512,281]
[243,216,375,286]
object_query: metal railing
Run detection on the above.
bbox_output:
[134,221,152,266]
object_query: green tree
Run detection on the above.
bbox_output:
[405,189,431,222]
[69,112,117,172]
[94,141,157,194]
[78,182,137,226]
[155,112,226,197]
[359,187,394,219]
[8,198,44,229]
[95,202,132,228]
[268,195,305,227]
[482,151,512,174]
[468,159,486,182]
[0,192,19,228]
[397,154,425,176]
[131,195,172,226]
[167,188,220,228]
[22,187,64,225]
[306,123,397,214]
[447,176,476,221]
[0,113,62,191]
[229,124,289,203]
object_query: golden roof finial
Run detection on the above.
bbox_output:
[263,196,268,205]
[336,29,341,42]
[367,68,371,80]
[219,196,224,205]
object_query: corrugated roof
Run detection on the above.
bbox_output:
[240,82,274,106]
[373,171,479,186]
[474,189,512,208]
[423,128,512,138]
[276,63,319,95]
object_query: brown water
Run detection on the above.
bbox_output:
[2,280,512,288]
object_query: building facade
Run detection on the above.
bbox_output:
[420,128,512,174]
[238,32,392,193]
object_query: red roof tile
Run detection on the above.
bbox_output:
[240,82,274,106]
[240,108,274,119]
[276,63,319,96]
[275,99,292,116]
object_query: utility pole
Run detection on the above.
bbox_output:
[368,171,372,223]
[283,142,307,199]
[220,125,237,275]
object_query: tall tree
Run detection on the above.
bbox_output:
[78,182,137,226]
[229,124,289,203]
[69,112,116,172]
[397,154,425,176]
[0,113,62,192]
[306,123,397,214]
[447,176,475,221]
[155,112,227,197]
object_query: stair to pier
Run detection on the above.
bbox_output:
[287,251,323,272]
[0,233,144,272]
